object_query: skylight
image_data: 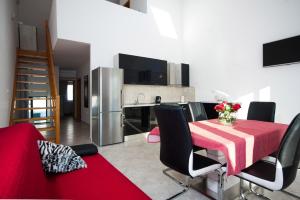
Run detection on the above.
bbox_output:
[151,6,178,39]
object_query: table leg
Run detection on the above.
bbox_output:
[240,179,247,200]
[217,169,225,200]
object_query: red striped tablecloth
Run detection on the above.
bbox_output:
[147,119,288,176]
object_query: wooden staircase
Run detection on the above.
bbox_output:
[10,21,60,143]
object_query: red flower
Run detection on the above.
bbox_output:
[232,103,241,111]
[214,104,225,112]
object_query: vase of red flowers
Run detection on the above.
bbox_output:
[214,101,241,125]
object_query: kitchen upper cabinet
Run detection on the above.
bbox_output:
[119,53,168,86]
[181,63,190,87]
[167,63,190,87]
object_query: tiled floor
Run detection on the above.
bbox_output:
[99,134,300,200]
[60,119,300,200]
[60,116,91,146]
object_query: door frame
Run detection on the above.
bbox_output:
[75,78,81,121]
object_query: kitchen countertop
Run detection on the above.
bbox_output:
[122,102,189,108]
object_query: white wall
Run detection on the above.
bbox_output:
[0,0,17,127]
[54,0,183,69]
[50,0,183,125]
[183,0,300,123]
[50,0,300,124]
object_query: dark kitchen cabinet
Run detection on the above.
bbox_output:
[119,54,168,86]
[123,107,157,136]
[181,63,190,87]
[123,102,218,136]
[123,104,190,136]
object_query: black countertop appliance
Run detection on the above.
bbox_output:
[155,96,161,104]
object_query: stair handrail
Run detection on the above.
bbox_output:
[45,21,58,97]
[45,20,60,143]
[9,52,18,126]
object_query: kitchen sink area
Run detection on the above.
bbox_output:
[121,84,196,136]
[122,102,192,136]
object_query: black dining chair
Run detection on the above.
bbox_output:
[247,101,278,158]
[247,101,276,122]
[154,104,224,199]
[236,113,300,199]
[188,102,208,152]
[188,102,208,122]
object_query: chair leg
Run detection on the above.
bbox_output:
[240,181,300,200]
[163,168,190,200]
[249,183,266,198]
[239,179,248,200]
[241,181,271,200]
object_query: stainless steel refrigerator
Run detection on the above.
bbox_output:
[92,67,124,146]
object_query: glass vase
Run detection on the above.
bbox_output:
[218,111,236,126]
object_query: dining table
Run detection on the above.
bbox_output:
[147,119,288,176]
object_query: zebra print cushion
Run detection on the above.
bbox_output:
[37,140,87,173]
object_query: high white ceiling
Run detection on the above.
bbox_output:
[54,39,90,69]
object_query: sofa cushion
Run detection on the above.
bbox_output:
[37,140,87,173]
[70,143,98,156]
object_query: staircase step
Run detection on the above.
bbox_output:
[17,66,48,71]
[42,134,57,143]
[16,81,48,85]
[16,89,48,93]
[14,107,55,111]
[18,60,48,65]
[13,117,54,123]
[37,127,55,132]
[17,49,47,59]
[47,136,56,143]
[15,97,52,101]
[16,73,48,78]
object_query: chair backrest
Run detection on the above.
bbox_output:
[247,101,276,122]
[154,104,193,175]
[161,103,192,122]
[277,113,300,189]
[188,102,208,122]
[202,103,219,119]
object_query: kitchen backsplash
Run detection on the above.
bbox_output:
[122,85,195,105]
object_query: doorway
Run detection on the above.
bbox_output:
[59,80,75,117]
[59,78,90,145]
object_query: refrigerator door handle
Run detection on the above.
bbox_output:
[120,113,124,127]
[120,89,123,110]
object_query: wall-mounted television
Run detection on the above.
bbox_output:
[119,53,168,85]
[263,35,300,67]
